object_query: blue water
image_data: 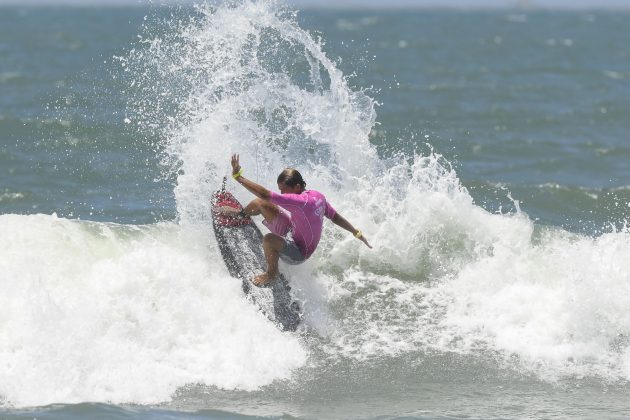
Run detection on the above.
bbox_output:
[2,3,630,419]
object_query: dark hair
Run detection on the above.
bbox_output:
[277,168,306,190]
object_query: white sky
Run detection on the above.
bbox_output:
[0,0,629,8]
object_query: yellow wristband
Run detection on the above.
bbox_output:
[232,169,243,180]
[354,230,362,239]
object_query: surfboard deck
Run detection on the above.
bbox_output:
[211,183,301,331]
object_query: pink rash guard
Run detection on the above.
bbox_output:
[267,190,336,259]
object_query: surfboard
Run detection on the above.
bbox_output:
[211,180,301,331]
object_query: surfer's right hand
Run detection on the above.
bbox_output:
[231,154,241,176]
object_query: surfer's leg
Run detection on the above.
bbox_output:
[243,198,279,220]
[254,233,285,286]
[245,199,290,286]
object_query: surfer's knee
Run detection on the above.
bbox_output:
[250,197,265,207]
[263,233,285,250]
[248,198,271,211]
[243,197,275,217]
[254,199,279,221]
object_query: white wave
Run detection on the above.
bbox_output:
[0,214,306,407]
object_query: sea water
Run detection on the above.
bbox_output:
[2,2,630,418]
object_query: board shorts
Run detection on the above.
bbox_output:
[262,209,306,265]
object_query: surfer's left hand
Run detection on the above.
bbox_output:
[354,230,372,248]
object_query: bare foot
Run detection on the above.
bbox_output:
[253,272,276,287]
[217,206,243,217]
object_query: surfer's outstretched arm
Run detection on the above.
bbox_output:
[230,154,271,200]
[331,213,372,248]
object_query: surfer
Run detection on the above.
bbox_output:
[222,154,372,286]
